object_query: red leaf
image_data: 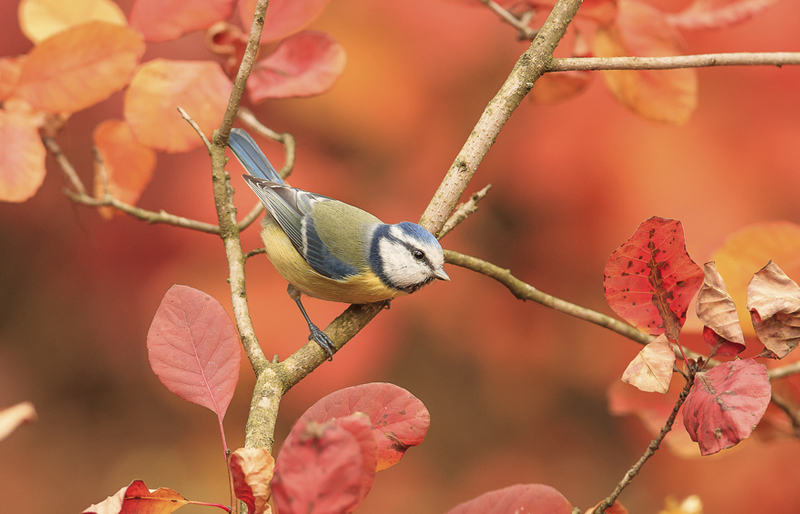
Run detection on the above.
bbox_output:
[248,31,346,101]
[273,416,377,514]
[443,484,573,514]
[683,359,771,456]
[0,108,47,203]
[230,447,275,514]
[82,480,188,514]
[593,0,697,124]
[124,59,233,153]
[621,334,675,393]
[586,500,628,514]
[696,261,746,357]
[294,382,430,471]
[16,21,145,113]
[746,261,800,359]
[146,285,240,447]
[93,119,157,219]
[238,0,332,43]
[667,0,779,30]
[604,217,703,339]
[130,0,237,43]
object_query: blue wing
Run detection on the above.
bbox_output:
[228,128,284,183]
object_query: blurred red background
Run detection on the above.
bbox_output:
[2,0,800,512]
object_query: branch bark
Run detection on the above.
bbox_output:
[549,52,800,71]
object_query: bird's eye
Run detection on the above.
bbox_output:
[412,249,425,261]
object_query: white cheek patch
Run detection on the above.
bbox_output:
[378,237,430,289]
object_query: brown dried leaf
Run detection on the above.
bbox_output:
[621,334,675,393]
[746,261,800,358]
[696,261,746,357]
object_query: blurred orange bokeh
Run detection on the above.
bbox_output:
[2,1,800,513]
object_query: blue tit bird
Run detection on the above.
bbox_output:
[227,128,449,359]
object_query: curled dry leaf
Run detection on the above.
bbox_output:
[0,401,37,442]
[683,359,771,456]
[124,59,232,152]
[18,0,127,44]
[593,0,697,124]
[622,334,675,394]
[248,31,346,101]
[696,262,746,357]
[130,0,237,43]
[230,448,275,514]
[16,21,145,113]
[604,216,703,339]
[746,261,800,359]
[93,119,157,219]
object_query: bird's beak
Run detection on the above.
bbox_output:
[434,267,450,281]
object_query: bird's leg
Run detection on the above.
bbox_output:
[287,284,335,360]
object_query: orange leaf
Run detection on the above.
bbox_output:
[82,480,188,514]
[239,0,332,43]
[93,119,157,219]
[586,500,628,514]
[746,261,800,359]
[593,0,697,124]
[230,448,275,514]
[667,0,779,30]
[696,261,746,357]
[124,59,233,152]
[0,109,46,203]
[18,0,127,44]
[16,21,145,113]
[621,334,675,394]
[531,71,593,104]
[0,402,37,442]
[711,221,800,337]
[0,56,25,101]
[130,0,237,43]
[657,495,704,514]
[248,31,346,102]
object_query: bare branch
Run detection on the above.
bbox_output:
[42,136,87,196]
[768,360,800,380]
[420,0,583,236]
[178,107,211,149]
[439,184,492,239]
[549,52,800,72]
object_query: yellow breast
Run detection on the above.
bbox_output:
[259,221,406,304]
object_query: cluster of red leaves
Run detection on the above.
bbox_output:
[0,0,345,206]
[487,0,779,123]
[602,216,800,456]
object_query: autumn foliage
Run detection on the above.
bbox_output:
[2,0,800,514]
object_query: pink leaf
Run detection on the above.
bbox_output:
[444,484,573,514]
[696,261,746,357]
[247,31,346,101]
[293,382,430,471]
[273,415,377,514]
[230,448,275,514]
[683,359,771,456]
[621,334,675,394]
[146,285,240,448]
[238,0,332,43]
[667,0,779,30]
[604,217,704,339]
[130,0,237,43]
[746,261,800,359]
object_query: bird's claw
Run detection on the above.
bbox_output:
[308,324,335,361]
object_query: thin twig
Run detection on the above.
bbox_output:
[42,136,87,196]
[549,52,800,72]
[477,0,539,40]
[594,373,696,514]
[178,107,212,149]
[767,360,800,380]
[439,184,492,239]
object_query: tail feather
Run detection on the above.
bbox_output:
[228,128,284,183]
